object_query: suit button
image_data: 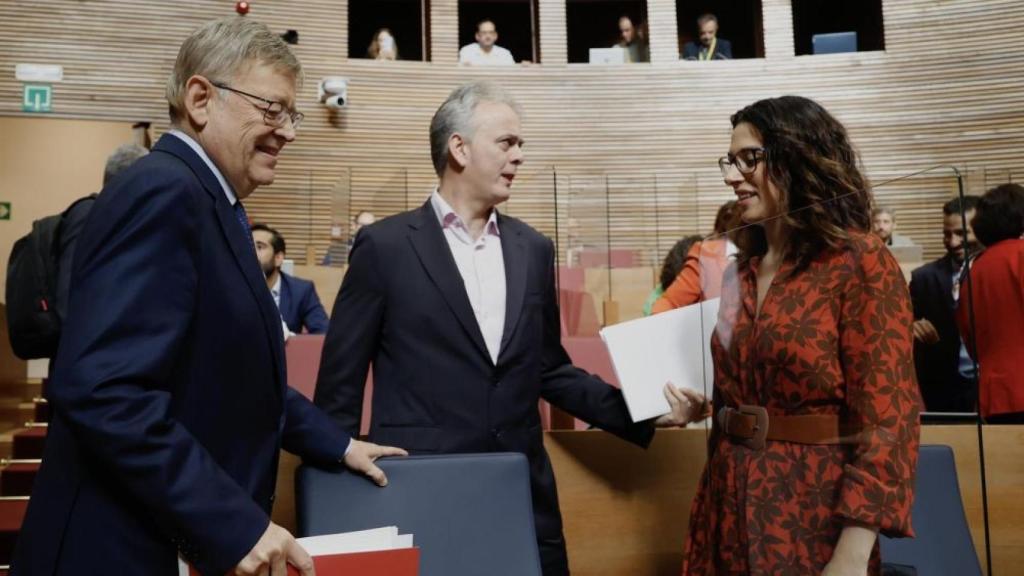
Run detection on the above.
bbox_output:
[270,493,277,504]
[492,429,502,439]
[493,380,501,388]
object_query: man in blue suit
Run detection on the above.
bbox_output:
[13,17,404,576]
[910,195,981,412]
[252,223,329,335]
[314,81,702,576]
[682,13,732,60]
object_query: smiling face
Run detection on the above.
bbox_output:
[723,122,783,224]
[456,101,523,207]
[190,61,297,199]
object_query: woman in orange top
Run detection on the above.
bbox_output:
[652,202,737,314]
[682,96,921,575]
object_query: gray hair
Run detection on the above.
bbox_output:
[429,81,522,177]
[103,144,149,185]
[166,17,302,123]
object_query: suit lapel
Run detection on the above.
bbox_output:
[408,201,492,362]
[279,274,294,323]
[938,254,955,309]
[154,135,285,395]
[498,215,527,363]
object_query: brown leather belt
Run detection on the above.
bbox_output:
[717,405,860,450]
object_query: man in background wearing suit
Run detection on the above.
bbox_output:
[910,195,980,412]
[14,17,403,576]
[252,223,329,335]
[314,81,701,576]
[682,13,732,60]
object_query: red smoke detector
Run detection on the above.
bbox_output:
[235,1,250,15]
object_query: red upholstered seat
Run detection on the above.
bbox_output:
[0,497,29,565]
[12,428,46,460]
[0,462,40,497]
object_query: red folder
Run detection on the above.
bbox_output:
[288,548,419,575]
[188,547,419,576]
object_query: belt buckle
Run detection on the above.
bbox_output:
[736,404,769,450]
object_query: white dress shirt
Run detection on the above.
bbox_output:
[458,43,515,65]
[430,190,507,364]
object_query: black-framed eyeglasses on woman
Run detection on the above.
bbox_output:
[718,147,766,178]
[212,82,305,130]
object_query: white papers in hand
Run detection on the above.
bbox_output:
[599,298,719,422]
[298,526,414,555]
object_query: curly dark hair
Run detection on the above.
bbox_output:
[729,96,873,272]
[972,183,1024,246]
[660,235,703,290]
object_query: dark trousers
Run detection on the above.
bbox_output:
[539,535,570,576]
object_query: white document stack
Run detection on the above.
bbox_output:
[599,298,720,422]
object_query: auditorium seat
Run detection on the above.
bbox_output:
[297,453,542,576]
[32,399,48,424]
[879,444,982,575]
[11,426,46,460]
[0,460,40,497]
[0,496,29,567]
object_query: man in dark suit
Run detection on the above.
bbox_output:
[314,81,701,576]
[682,13,732,60]
[13,17,403,576]
[252,223,329,335]
[909,195,980,412]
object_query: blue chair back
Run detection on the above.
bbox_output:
[880,444,982,575]
[296,452,543,576]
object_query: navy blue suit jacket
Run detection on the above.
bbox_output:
[683,38,732,60]
[314,200,653,572]
[279,272,328,334]
[910,254,974,412]
[13,135,350,576]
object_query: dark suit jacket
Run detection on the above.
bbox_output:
[683,38,732,60]
[909,254,973,412]
[279,272,329,334]
[956,239,1024,417]
[13,134,350,576]
[314,200,653,562]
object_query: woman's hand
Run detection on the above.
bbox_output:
[654,383,710,427]
[822,523,876,576]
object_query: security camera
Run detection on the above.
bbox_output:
[318,76,349,109]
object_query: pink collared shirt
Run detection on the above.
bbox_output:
[430,190,507,364]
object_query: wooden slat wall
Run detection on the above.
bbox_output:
[1,0,1022,267]
[538,0,568,65]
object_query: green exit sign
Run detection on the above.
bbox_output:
[23,84,52,113]
[0,202,10,220]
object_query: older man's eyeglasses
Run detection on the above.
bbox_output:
[212,82,305,130]
[718,147,766,178]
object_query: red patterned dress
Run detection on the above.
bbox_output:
[683,232,921,575]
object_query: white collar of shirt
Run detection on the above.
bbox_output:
[168,129,238,206]
[270,274,282,305]
[430,189,501,243]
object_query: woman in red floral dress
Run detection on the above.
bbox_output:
[683,96,921,576]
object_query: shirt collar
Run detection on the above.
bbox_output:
[430,189,500,238]
[168,129,238,206]
[271,273,282,297]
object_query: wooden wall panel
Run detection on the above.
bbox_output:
[1,0,1022,271]
[646,0,678,64]
[761,0,794,58]
[538,0,568,65]
[431,0,459,64]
